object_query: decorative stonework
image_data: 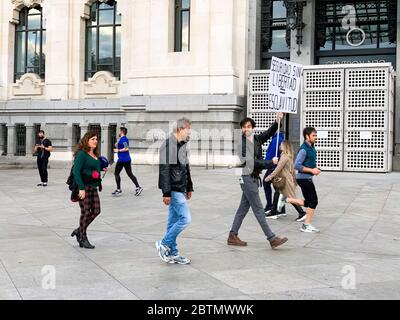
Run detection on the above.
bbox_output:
[84,71,119,95]
[82,0,121,19]
[12,73,45,96]
[10,0,43,24]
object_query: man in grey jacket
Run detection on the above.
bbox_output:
[228,112,288,249]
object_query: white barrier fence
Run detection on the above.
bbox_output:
[248,63,395,172]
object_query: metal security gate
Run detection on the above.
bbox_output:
[1,124,7,156]
[248,63,394,172]
[302,67,344,171]
[248,70,277,157]
[15,124,26,156]
[302,64,394,172]
[344,66,394,172]
[88,124,101,155]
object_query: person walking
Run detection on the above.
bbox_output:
[112,127,143,197]
[70,132,107,249]
[34,130,52,187]
[277,127,321,233]
[227,113,288,249]
[264,141,306,221]
[263,131,284,213]
[156,117,193,265]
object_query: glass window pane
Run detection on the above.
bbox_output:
[270,29,288,52]
[88,4,98,26]
[86,28,97,71]
[181,11,190,51]
[115,26,121,67]
[28,13,41,29]
[15,32,26,73]
[182,0,190,10]
[99,27,113,65]
[99,2,113,9]
[116,11,122,24]
[273,1,286,19]
[379,24,396,48]
[99,9,114,25]
[30,8,41,15]
[27,31,41,68]
[41,31,46,74]
[17,11,26,31]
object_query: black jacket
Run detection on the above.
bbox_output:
[158,134,194,197]
[238,121,280,177]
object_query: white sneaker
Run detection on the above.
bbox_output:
[277,194,288,213]
[168,255,191,265]
[156,240,171,262]
[300,224,320,233]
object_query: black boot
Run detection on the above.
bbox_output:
[70,228,81,245]
[79,235,95,249]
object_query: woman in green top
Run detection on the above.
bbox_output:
[71,132,106,249]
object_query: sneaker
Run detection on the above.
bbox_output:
[168,255,191,265]
[42,183,47,187]
[277,194,288,213]
[265,211,279,219]
[37,183,43,187]
[156,240,171,263]
[135,187,143,196]
[264,205,273,214]
[296,212,307,222]
[112,189,122,196]
[300,224,320,233]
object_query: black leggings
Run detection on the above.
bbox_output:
[297,179,318,209]
[115,161,140,190]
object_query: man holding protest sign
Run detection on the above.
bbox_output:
[227,112,288,250]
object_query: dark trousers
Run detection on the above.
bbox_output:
[262,168,274,208]
[78,186,101,236]
[114,161,140,189]
[37,157,49,183]
[297,179,318,209]
[231,175,276,241]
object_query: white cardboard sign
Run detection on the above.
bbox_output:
[268,56,303,114]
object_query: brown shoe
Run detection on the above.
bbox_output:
[269,236,288,249]
[227,233,247,246]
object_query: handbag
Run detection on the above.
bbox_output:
[272,176,286,189]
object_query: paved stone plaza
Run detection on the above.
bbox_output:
[0,165,400,300]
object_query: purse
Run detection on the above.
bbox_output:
[272,176,286,189]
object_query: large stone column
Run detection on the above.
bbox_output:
[289,0,316,144]
[6,124,16,156]
[101,125,110,159]
[25,125,34,157]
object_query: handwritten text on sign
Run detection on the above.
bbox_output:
[268,57,302,114]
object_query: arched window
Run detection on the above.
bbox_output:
[14,6,46,81]
[85,1,121,80]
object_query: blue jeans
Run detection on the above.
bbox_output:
[162,192,192,256]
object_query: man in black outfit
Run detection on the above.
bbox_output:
[34,130,52,187]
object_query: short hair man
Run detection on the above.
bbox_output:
[156,117,194,265]
[228,113,288,249]
[34,130,53,187]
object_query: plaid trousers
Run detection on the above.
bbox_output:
[78,186,101,236]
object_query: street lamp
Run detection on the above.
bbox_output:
[283,0,307,56]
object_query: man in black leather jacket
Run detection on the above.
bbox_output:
[227,112,288,249]
[156,117,193,265]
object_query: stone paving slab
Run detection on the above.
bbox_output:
[0,166,399,300]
